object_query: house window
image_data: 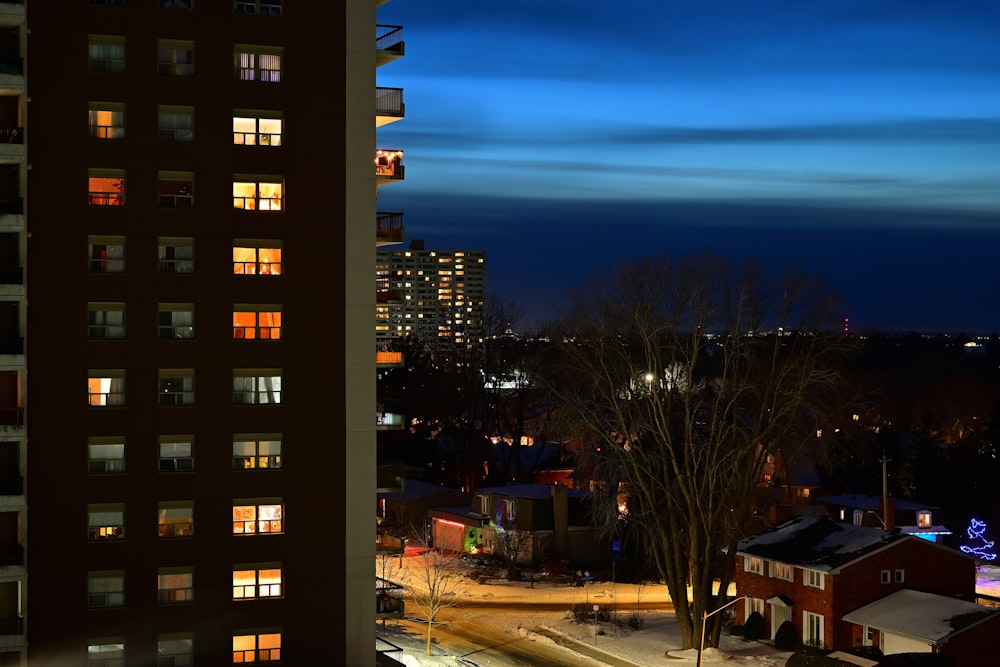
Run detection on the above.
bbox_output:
[234,45,282,82]
[235,0,282,16]
[881,570,890,584]
[88,102,125,139]
[804,569,825,590]
[88,35,126,73]
[158,237,195,273]
[233,564,282,599]
[157,634,193,666]
[88,303,125,339]
[853,509,863,526]
[88,437,125,473]
[917,510,932,528]
[233,434,282,470]
[158,501,194,537]
[771,561,794,582]
[88,571,125,607]
[88,370,125,406]
[745,596,764,623]
[233,307,281,340]
[233,243,282,275]
[88,503,125,540]
[233,632,281,663]
[88,639,125,667]
[159,370,195,406]
[745,556,763,575]
[158,105,194,142]
[477,494,489,515]
[894,569,904,583]
[157,39,194,76]
[160,0,193,8]
[233,500,283,534]
[158,304,194,339]
[233,178,283,211]
[501,498,516,526]
[803,610,824,647]
[89,169,126,206]
[233,371,282,404]
[158,171,194,208]
[233,113,283,146]
[159,436,194,471]
[88,236,125,273]
[157,568,194,603]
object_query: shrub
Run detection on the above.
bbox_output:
[726,624,745,637]
[744,611,766,641]
[627,611,645,630]
[774,620,800,651]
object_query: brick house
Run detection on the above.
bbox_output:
[735,516,977,650]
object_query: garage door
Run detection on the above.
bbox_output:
[882,632,931,655]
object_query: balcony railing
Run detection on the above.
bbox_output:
[0,617,22,636]
[0,128,21,145]
[158,193,194,208]
[376,87,404,117]
[376,211,404,244]
[0,199,22,215]
[376,25,404,53]
[376,578,404,617]
[375,149,404,181]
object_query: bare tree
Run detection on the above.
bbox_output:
[496,526,531,580]
[541,253,854,649]
[405,546,469,655]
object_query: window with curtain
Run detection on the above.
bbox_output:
[234,46,282,82]
[158,238,195,273]
[88,103,125,139]
[158,304,194,339]
[233,371,282,404]
[88,36,126,73]
[233,434,282,469]
[88,303,125,339]
[88,640,125,666]
[233,244,282,275]
[232,632,281,663]
[88,237,125,273]
[233,565,282,599]
[159,438,193,471]
[157,40,194,76]
[88,504,125,540]
[233,502,282,534]
[88,572,125,607]
[158,502,194,537]
[233,179,283,211]
[88,170,126,206]
[88,371,125,406]
[233,307,281,339]
[157,569,194,603]
[88,438,126,473]
[158,105,194,142]
[157,635,193,666]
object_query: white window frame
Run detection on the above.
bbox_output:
[894,569,904,583]
[157,567,194,603]
[158,501,194,538]
[233,371,282,404]
[770,561,794,582]
[233,111,283,146]
[232,631,281,663]
[233,434,282,470]
[803,610,824,647]
[745,596,764,623]
[233,500,283,534]
[744,555,764,575]
[804,569,826,590]
[88,102,126,139]
[88,503,125,541]
[88,302,126,339]
[233,242,282,275]
[158,436,194,471]
[88,571,125,608]
[233,564,283,599]
[88,370,126,406]
[88,437,125,473]
[881,569,890,584]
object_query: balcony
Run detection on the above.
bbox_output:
[376,25,404,67]
[375,149,404,185]
[375,289,401,304]
[376,211,404,247]
[376,578,404,617]
[376,87,404,127]
[0,198,21,216]
[375,533,404,555]
[376,347,403,368]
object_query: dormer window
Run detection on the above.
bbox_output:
[917,510,932,528]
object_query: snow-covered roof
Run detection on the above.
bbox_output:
[738,516,906,571]
[814,494,940,512]
[378,478,465,502]
[476,483,589,501]
[842,589,1000,643]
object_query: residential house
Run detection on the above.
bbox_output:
[813,494,952,543]
[735,516,976,650]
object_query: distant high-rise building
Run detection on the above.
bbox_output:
[22,1,398,664]
[376,242,486,351]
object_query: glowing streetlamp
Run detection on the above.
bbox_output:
[697,595,749,667]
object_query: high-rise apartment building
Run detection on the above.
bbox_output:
[376,243,486,352]
[19,2,396,664]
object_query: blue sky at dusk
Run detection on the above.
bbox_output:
[375,0,1000,332]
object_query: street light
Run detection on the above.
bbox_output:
[697,595,749,667]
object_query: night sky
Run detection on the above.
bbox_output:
[375,0,1000,333]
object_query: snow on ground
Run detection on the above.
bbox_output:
[976,564,1000,598]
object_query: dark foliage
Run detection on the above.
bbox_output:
[774,620,800,650]
[882,654,953,667]
[726,624,745,637]
[744,611,766,641]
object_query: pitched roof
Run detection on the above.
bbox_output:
[842,589,1000,643]
[738,516,907,571]
[814,494,941,512]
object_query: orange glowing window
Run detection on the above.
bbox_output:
[233,502,282,534]
[233,245,282,275]
[233,309,281,339]
[89,172,126,206]
[233,179,282,211]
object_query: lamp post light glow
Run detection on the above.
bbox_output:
[697,595,749,667]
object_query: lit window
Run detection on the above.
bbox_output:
[88,370,125,406]
[233,243,282,275]
[158,171,194,208]
[745,596,764,622]
[88,102,125,139]
[157,634,193,666]
[88,503,125,540]
[374,149,403,179]
[804,569,825,590]
[158,303,194,339]
[234,45,282,82]
[158,237,195,273]
[771,561,794,582]
[233,307,281,340]
[233,564,282,599]
[917,510,932,528]
[88,437,125,473]
[745,556,763,575]
[88,571,125,607]
[157,39,194,76]
[233,178,283,211]
[159,436,194,471]
[233,371,282,404]
[233,631,281,663]
[234,0,282,16]
[88,35,126,73]
[159,370,195,406]
[157,568,194,603]
[88,639,125,667]
[803,610,824,647]
[233,501,282,534]
[88,236,125,273]
[233,434,282,470]
[158,501,194,537]
[233,112,282,146]
[89,169,126,206]
[88,302,125,339]
[158,105,194,142]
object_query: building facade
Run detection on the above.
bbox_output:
[376,242,485,352]
[23,1,389,664]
